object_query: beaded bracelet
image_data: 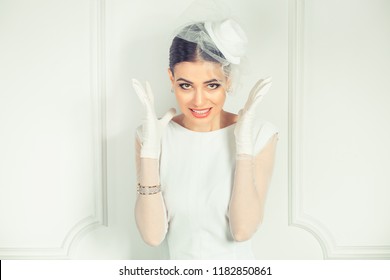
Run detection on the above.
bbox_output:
[137,183,161,195]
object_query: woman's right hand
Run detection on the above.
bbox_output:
[132,79,176,159]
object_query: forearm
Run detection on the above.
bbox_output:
[229,133,278,242]
[229,155,264,242]
[132,80,175,247]
[135,157,168,246]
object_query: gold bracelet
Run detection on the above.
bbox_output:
[137,183,161,195]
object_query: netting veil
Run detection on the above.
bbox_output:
[173,18,248,95]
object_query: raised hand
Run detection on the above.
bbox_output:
[234,77,272,156]
[132,79,176,159]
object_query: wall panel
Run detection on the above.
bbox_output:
[0,0,107,259]
[289,0,390,259]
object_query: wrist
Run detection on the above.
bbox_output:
[235,142,253,157]
[140,158,160,185]
[236,153,254,161]
[140,145,160,159]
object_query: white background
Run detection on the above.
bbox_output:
[0,0,389,260]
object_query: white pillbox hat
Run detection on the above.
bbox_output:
[204,19,248,64]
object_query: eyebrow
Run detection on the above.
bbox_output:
[176,78,222,84]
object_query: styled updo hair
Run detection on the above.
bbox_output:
[168,23,227,74]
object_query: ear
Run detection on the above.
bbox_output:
[167,68,174,86]
[226,77,232,92]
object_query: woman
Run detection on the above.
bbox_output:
[133,19,279,259]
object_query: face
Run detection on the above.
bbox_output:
[168,60,229,131]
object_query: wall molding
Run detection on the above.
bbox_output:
[0,0,107,259]
[288,0,390,259]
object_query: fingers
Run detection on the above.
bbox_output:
[252,80,272,104]
[160,108,176,126]
[132,78,155,117]
[132,79,156,105]
[250,77,272,99]
[245,77,273,112]
[145,81,155,106]
[132,78,147,106]
[132,79,177,125]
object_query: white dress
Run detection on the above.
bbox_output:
[159,119,279,259]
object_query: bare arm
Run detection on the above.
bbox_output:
[229,133,278,241]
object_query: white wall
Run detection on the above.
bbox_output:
[291,0,390,259]
[0,0,106,258]
[0,0,389,260]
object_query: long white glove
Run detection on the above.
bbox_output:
[132,79,176,159]
[234,77,272,156]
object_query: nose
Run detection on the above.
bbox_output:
[193,88,206,107]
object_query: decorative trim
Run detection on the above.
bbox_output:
[93,0,108,227]
[288,0,390,259]
[0,0,107,259]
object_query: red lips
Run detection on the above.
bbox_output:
[189,108,212,118]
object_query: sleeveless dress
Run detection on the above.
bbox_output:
[158,119,279,259]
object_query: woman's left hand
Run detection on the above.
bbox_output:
[234,77,272,156]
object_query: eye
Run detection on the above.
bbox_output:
[179,83,192,90]
[207,83,221,90]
